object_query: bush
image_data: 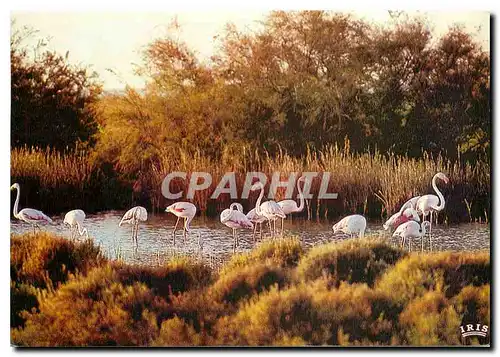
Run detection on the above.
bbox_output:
[11,232,105,289]
[10,282,40,328]
[376,251,490,304]
[221,237,304,275]
[296,238,406,286]
[152,317,203,346]
[11,265,168,346]
[211,262,287,305]
[399,291,461,345]
[112,257,212,298]
[214,281,402,346]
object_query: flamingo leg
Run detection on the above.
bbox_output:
[232,228,236,252]
[429,211,433,251]
[173,216,180,236]
[268,219,273,239]
[281,218,284,237]
[183,217,187,243]
[259,223,263,241]
[252,223,257,243]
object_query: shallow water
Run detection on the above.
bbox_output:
[10,211,490,267]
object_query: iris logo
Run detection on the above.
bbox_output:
[459,323,489,339]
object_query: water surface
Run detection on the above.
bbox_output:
[10,212,490,268]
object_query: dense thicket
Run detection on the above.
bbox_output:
[11,25,102,151]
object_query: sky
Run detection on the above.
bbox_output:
[11,10,491,90]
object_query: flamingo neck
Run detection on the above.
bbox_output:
[254,184,264,216]
[297,179,305,212]
[185,216,193,232]
[13,186,20,218]
[77,222,87,237]
[432,175,446,211]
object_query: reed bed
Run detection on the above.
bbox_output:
[11,144,490,222]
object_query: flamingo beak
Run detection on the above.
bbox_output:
[444,176,450,184]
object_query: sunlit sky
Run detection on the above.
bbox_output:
[11,11,490,90]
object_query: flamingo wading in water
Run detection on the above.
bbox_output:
[332,214,367,239]
[277,176,307,234]
[119,206,148,246]
[251,182,286,238]
[166,202,197,244]
[416,172,449,251]
[246,208,266,242]
[11,183,53,234]
[383,207,420,231]
[393,220,431,251]
[220,203,253,251]
[64,209,89,239]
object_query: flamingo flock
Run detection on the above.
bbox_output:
[10,172,449,253]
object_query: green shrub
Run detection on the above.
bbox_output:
[214,281,402,346]
[10,282,40,328]
[211,262,287,305]
[453,285,490,326]
[152,317,203,346]
[11,232,105,289]
[296,238,406,286]
[11,265,168,346]
[376,251,490,304]
[399,291,461,345]
[112,257,212,298]
[221,237,304,275]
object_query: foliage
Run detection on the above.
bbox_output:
[11,24,102,151]
[296,237,407,286]
[375,251,490,304]
[10,232,491,346]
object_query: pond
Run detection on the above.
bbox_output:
[10,211,490,268]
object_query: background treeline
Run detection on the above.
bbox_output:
[10,12,490,221]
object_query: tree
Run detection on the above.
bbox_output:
[11,25,102,151]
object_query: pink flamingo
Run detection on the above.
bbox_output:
[119,206,148,246]
[220,203,253,251]
[383,207,420,231]
[393,221,431,251]
[11,183,53,234]
[166,202,197,244]
[416,172,449,251]
[246,208,266,242]
[277,176,306,233]
[332,214,367,239]
[251,182,286,238]
[64,209,89,239]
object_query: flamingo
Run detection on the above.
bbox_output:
[251,181,286,238]
[220,203,254,251]
[10,183,53,234]
[246,208,266,242]
[165,202,197,244]
[64,209,88,239]
[415,172,449,251]
[392,220,431,251]
[119,206,148,246]
[277,176,306,233]
[332,214,367,239]
[383,207,420,231]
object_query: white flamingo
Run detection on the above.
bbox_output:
[332,214,367,239]
[416,172,449,250]
[119,206,148,245]
[393,220,431,251]
[64,209,88,239]
[246,208,266,242]
[166,202,197,244]
[277,176,306,233]
[383,207,420,231]
[251,182,286,238]
[220,203,253,251]
[11,183,53,234]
